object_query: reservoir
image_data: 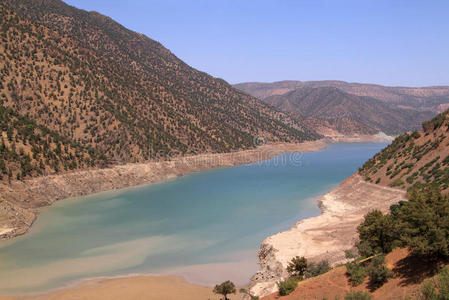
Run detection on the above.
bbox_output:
[0,142,387,294]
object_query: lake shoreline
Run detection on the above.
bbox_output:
[250,174,406,297]
[0,140,327,241]
[0,139,395,299]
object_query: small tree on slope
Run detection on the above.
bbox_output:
[213,280,236,300]
[287,256,308,279]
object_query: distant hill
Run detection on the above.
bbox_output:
[0,1,318,181]
[234,80,449,112]
[262,87,434,136]
[359,109,449,192]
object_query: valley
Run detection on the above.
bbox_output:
[1,0,448,299]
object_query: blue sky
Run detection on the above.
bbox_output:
[64,0,449,87]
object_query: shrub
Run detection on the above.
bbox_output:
[411,131,421,139]
[277,277,298,296]
[367,255,393,288]
[356,210,398,257]
[397,186,449,258]
[345,249,358,260]
[344,291,373,300]
[306,260,331,278]
[390,178,404,187]
[345,261,367,286]
[420,266,449,300]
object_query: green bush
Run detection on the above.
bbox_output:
[420,266,449,300]
[398,186,449,258]
[345,262,367,286]
[277,277,298,296]
[355,185,449,263]
[356,210,398,257]
[367,255,393,288]
[411,131,421,139]
[306,260,331,278]
[390,178,404,187]
[344,291,373,300]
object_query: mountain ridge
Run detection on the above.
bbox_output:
[0,0,319,181]
[261,86,434,136]
[235,80,449,112]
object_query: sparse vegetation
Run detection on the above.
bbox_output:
[0,1,320,182]
[359,109,449,191]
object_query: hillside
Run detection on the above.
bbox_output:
[263,87,434,135]
[359,109,449,192]
[261,248,428,300]
[235,80,449,112]
[258,110,449,299]
[0,1,319,181]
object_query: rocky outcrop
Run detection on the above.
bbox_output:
[0,141,326,240]
[250,174,406,297]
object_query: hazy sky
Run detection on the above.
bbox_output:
[64,0,449,87]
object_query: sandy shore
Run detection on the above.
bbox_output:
[0,140,326,241]
[249,174,406,297]
[0,275,244,300]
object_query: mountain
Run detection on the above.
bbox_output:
[359,109,449,192]
[234,80,449,112]
[0,1,319,181]
[262,87,434,136]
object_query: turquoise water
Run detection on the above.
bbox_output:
[0,142,387,294]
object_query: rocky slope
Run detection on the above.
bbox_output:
[263,87,434,135]
[0,1,319,182]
